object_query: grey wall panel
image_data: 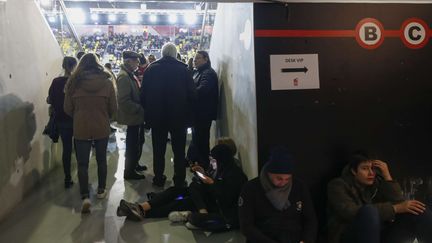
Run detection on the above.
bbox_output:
[0,0,63,221]
[210,3,258,179]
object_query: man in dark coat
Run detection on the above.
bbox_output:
[140,43,196,187]
[186,50,219,169]
[239,147,317,243]
[327,152,432,243]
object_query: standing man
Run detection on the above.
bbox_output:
[239,147,317,243]
[140,43,196,187]
[117,51,147,180]
[327,152,432,243]
[186,51,218,169]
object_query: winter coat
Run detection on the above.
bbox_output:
[48,76,72,123]
[193,62,218,122]
[116,65,144,126]
[140,56,196,129]
[239,178,317,243]
[64,70,117,140]
[327,166,405,243]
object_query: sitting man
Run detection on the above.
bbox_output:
[239,147,317,243]
[327,151,432,243]
[117,144,248,232]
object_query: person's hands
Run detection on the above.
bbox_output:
[393,200,426,215]
[201,176,214,185]
[372,160,392,181]
[191,163,204,174]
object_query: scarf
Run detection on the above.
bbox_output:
[259,163,292,211]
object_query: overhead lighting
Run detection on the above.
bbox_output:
[127,12,141,24]
[149,14,157,23]
[168,14,177,24]
[48,16,56,23]
[184,13,197,25]
[108,14,117,22]
[40,0,51,8]
[68,8,86,24]
[91,13,99,22]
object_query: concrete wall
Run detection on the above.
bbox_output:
[0,0,63,221]
[209,3,257,179]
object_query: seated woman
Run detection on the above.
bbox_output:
[117,144,248,232]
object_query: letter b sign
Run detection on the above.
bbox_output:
[355,18,384,50]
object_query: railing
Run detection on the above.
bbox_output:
[38,0,83,56]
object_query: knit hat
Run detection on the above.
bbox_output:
[122,51,140,59]
[266,147,294,174]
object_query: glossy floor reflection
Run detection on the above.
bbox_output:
[0,126,245,243]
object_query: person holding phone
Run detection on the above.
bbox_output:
[327,151,432,243]
[116,144,247,233]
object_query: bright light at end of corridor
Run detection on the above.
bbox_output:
[127,12,141,24]
[184,13,197,25]
[68,8,86,24]
[91,13,99,22]
[149,14,157,23]
[168,14,177,24]
[108,14,117,22]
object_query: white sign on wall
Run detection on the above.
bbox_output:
[270,54,320,90]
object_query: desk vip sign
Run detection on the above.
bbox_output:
[270,54,320,91]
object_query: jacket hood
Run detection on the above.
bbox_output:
[78,71,111,92]
[197,62,211,71]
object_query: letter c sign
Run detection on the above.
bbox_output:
[401,18,430,49]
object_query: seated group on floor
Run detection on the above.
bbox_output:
[116,146,432,243]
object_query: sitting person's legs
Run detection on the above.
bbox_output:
[340,205,380,243]
[382,208,432,243]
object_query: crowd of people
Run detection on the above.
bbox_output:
[79,32,208,70]
[46,41,432,243]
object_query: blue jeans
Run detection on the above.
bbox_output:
[75,138,108,198]
[341,205,432,243]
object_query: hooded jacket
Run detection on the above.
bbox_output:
[64,70,117,140]
[327,166,405,243]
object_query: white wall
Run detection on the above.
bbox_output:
[210,3,258,179]
[0,0,63,221]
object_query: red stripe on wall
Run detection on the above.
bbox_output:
[255,30,356,38]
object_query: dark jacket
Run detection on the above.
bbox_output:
[190,162,248,227]
[140,56,196,128]
[116,65,144,126]
[64,70,117,140]
[193,62,218,121]
[327,166,404,243]
[239,178,317,243]
[48,76,72,123]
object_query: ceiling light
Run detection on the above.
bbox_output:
[127,12,141,24]
[68,8,85,24]
[108,14,117,22]
[184,13,197,25]
[168,14,177,24]
[91,13,99,22]
[149,14,157,23]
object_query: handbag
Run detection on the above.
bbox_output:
[42,106,59,143]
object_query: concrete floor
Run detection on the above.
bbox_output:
[0,126,245,243]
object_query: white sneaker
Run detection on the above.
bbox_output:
[168,211,191,222]
[185,222,200,230]
[97,189,107,199]
[81,198,91,214]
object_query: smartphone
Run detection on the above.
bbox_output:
[195,171,206,180]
